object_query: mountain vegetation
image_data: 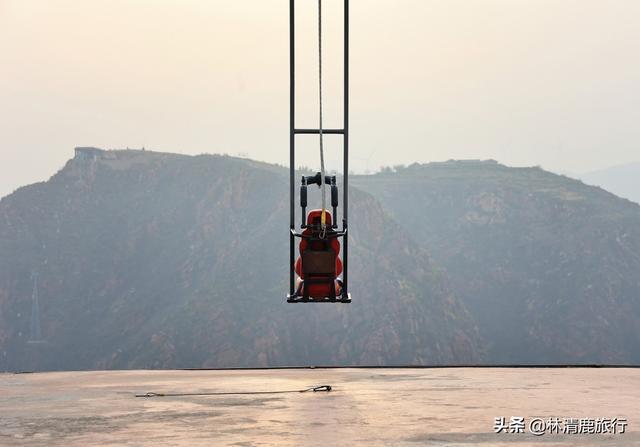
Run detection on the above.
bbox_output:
[2,150,640,371]
[0,149,479,371]
[354,160,640,364]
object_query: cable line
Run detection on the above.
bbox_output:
[135,385,332,398]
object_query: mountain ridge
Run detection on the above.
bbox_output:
[354,160,640,363]
[580,161,640,205]
[0,148,481,371]
[3,149,640,370]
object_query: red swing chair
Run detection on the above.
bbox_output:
[294,209,343,300]
[287,173,350,303]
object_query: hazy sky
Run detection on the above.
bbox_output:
[1,0,639,197]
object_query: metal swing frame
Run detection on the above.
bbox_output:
[287,0,351,304]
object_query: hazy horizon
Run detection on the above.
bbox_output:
[2,0,640,198]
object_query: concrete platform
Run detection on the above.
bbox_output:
[1,367,639,446]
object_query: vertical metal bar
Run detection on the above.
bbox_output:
[289,0,296,297]
[342,0,349,298]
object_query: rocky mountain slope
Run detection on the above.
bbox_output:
[354,160,640,364]
[4,151,640,370]
[0,149,480,371]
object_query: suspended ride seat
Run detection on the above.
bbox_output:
[294,209,343,301]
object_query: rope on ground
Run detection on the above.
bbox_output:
[135,385,332,398]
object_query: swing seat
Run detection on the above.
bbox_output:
[288,209,351,303]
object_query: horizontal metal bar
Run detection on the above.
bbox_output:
[294,128,345,135]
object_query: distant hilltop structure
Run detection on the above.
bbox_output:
[74,147,107,161]
[74,146,149,162]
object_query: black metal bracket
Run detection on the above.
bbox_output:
[300,173,338,229]
[291,229,347,239]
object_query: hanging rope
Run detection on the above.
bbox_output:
[135,385,332,398]
[318,0,327,237]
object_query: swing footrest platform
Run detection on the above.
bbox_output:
[286,293,352,304]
